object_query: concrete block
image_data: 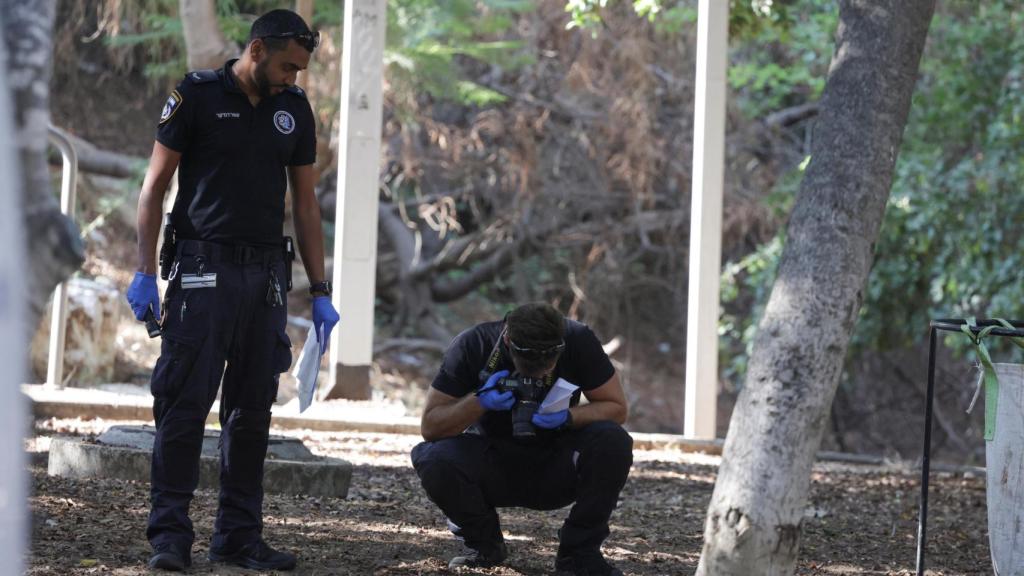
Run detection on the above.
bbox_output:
[48,426,351,498]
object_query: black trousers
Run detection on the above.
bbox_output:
[146,240,292,556]
[410,421,633,557]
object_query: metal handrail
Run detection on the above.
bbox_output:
[45,125,78,389]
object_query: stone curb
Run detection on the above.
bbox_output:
[30,391,983,472]
[47,438,353,498]
[30,397,723,453]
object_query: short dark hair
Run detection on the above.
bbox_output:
[249,9,313,53]
[506,303,565,351]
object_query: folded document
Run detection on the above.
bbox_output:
[291,324,324,413]
[538,378,579,414]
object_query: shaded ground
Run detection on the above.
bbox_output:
[26,418,990,575]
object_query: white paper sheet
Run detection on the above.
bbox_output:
[539,378,579,414]
[292,325,324,413]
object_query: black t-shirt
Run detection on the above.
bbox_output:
[432,318,616,439]
[156,60,317,246]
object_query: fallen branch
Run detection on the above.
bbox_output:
[48,131,146,178]
[764,102,820,129]
[373,338,448,355]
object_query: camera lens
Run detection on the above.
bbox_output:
[512,400,540,439]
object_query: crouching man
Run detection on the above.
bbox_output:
[411,303,632,575]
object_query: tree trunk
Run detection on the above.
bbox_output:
[1,0,84,336]
[0,4,28,570]
[179,0,237,70]
[697,2,936,574]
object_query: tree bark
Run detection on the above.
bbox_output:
[0,5,29,571]
[697,2,936,574]
[179,0,237,70]
[1,0,84,336]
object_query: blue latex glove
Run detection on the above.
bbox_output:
[477,369,514,411]
[312,296,339,355]
[126,272,160,321]
[532,409,571,430]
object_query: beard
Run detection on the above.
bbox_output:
[254,60,287,99]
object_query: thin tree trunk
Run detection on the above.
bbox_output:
[179,0,237,70]
[0,5,28,571]
[697,2,936,574]
[1,0,84,336]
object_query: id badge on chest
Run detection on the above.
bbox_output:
[181,273,217,289]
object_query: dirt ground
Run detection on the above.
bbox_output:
[25,418,991,576]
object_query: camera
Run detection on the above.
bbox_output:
[496,374,549,440]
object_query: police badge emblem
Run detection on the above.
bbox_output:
[273,110,295,135]
[159,90,182,125]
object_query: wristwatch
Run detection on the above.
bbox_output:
[309,281,332,297]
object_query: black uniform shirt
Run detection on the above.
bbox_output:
[431,319,616,439]
[156,59,316,246]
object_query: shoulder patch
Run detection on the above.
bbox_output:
[159,89,183,125]
[185,69,219,84]
[285,85,307,99]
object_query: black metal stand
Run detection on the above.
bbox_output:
[916,318,1024,576]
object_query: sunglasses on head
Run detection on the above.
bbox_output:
[508,338,566,358]
[260,30,320,52]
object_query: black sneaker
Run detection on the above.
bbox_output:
[148,545,191,571]
[208,539,297,571]
[554,550,624,576]
[448,541,508,569]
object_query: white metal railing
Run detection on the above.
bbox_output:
[45,125,78,389]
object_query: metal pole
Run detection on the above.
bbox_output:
[916,325,937,575]
[684,0,728,438]
[45,125,78,389]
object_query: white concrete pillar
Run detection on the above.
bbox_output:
[327,0,386,399]
[684,0,728,439]
[0,14,28,571]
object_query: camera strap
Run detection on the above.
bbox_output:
[478,327,507,384]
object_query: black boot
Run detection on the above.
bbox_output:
[448,541,508,569]
[554,549,623,576]
[148,545,192,572]
[209,539,296,571]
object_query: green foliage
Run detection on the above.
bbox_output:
[721,1,1024,387]
[719,234,783,384]
[108,0,530,108]
[727,0,835,117]
[565,0,834,114]
[856,1,1024,358]
[104,0,285,79]
[103,0,185,79]
[385,0,533,107]
[565,0,823,38]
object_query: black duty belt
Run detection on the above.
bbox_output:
[176,238,285,265]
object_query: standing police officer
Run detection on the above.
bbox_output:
[125,10,338,572]
[412,303,633,576]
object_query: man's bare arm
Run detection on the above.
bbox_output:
[420,387,486,441]
[288,164,326,284]
[136,141,181,273]
[569,372,629,428]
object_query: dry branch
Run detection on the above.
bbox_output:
[49,131,145,178]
